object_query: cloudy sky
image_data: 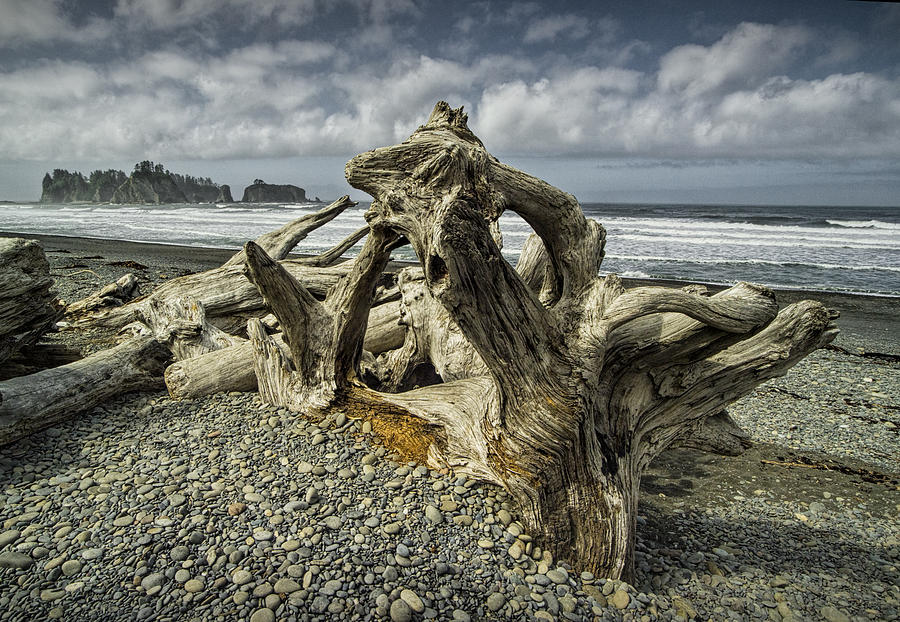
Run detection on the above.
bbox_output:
[1,0,899,204]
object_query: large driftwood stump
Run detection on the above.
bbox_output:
[245,102,838,579]
[0,238,60,365]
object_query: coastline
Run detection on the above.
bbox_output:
[5,230,897,354]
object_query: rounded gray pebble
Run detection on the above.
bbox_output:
[390,598,412,622]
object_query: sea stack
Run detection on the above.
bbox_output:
[216,185,234,203]
[241,180,307,203]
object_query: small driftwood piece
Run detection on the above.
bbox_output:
[0,238,60,365]
[64,273,139,317]
[0,335,169,445]
[243,102,838,580]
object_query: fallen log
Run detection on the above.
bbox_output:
[0,335,169,445]
[0,344,83,381]
[0,238,61,365]
[165,334,280,399]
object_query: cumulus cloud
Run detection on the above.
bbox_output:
[474,67,643,152]
[0,16,898,165]
[112,0,321,28]
[474,22,899,159]
[111,0,420,31]
[708,73,900,157]
[0,0,420,46]
[658,22,810,96]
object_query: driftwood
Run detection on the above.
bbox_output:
[670,410,751,456]
[64,273,139,317]
[0,199,369,441]
[163,300,404,400]
[370,267,749,457]
[61,196,402,401]
[135,297,244,362]
[67,196,387,335]
[0,238,60,365]
[241,102,837,579]
[222,196,358,267]
[0,335,168,445]
[165,336,271,399]
[0,344,83,381]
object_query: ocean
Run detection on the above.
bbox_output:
[1,201,897,297]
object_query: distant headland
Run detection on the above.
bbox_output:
[40,163,318,205]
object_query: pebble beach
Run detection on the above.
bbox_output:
[0,234,898,622]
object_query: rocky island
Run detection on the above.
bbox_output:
[40,169,127,203]
[39,166,318,205]
[240,179,308,203]
[41,162,232,205]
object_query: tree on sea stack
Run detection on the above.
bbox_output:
[242,101,839,579]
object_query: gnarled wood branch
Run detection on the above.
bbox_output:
[222,195,356,267]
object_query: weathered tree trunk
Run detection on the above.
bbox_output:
[244,102,838,579]
[0,238,61,365]
[0,335,169,445]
